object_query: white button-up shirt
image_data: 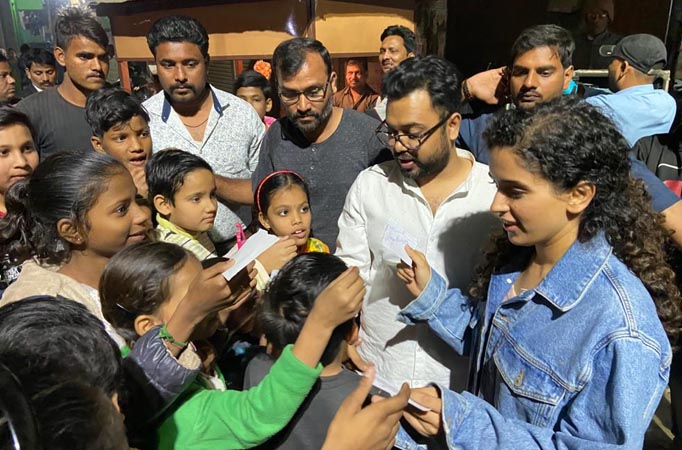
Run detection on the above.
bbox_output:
[336,150,497,390]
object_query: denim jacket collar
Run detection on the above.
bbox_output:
[495,233,612,312]
[535,234,612,311]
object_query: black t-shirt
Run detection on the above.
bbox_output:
[16,87,92,158]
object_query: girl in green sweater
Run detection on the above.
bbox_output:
[100,241,365,450]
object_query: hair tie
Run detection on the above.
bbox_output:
[255,170,305,213]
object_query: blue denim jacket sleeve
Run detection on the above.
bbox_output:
[437,337,669,449]
[396,269,475,356]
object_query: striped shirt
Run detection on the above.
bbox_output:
[156,215,217,261]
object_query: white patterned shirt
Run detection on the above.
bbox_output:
[144,86,265,242]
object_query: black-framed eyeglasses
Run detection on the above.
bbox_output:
[375,113,453,152]
[278,76,331,105]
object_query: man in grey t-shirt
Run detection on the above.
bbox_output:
[253,38,389,250]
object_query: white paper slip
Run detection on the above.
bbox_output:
[359,371,431,412]
[382,222,420,266]
[222,229,279,280]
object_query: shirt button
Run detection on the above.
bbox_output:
[506,278,512,284]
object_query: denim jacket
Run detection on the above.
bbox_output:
[395,234,671,449]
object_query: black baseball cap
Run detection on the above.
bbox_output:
[599,34,667,74]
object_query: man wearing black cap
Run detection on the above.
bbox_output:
[586,33,675,146]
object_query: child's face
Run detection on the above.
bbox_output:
[0,124,39,196]
[156,256,221,341]
[259,185,312,247]
[236,86,272,121]
[92,115,152,174]
[83,170,150,258]
[156,168,217,234]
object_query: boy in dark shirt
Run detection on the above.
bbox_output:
[244,253,361,450]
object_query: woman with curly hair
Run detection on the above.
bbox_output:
[394,96,682,449]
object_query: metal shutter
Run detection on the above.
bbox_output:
[208,59,236,93]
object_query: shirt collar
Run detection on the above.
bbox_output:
[156,214,200,240]
[161,85,224,123]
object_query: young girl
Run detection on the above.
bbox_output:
[0,151,149,344]
[100,240,365,450]
[396,97,682,449]
[0,107,39,291]
[256,170,329,254]
[0,107,38,218]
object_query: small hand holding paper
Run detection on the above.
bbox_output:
[223,229,279,280]
[258,236,298,273]
[396,245,431,298]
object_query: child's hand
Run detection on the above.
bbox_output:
[322,366,409,450]
[130,166,148,198]
[258,236,298,273]
[310,267,365,329]
[166,261,255,350]
[396,245,431,298]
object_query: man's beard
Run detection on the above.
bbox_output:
[395,140,450,181]
[167,82,202,103]
[289,97,333,135]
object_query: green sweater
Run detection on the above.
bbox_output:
[156,345,322,450]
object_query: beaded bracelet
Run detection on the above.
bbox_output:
[159,324,188,349]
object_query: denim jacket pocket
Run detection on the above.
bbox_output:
[493,341,567,427]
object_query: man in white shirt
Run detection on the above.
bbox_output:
[336,56,497,390]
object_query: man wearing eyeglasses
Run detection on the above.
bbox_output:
[336,56,497,391]
[252,38,389,250]
[573,0,621,75]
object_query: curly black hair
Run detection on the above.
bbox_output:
[474,96,682,349]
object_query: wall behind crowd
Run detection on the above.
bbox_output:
[444,0,671,77]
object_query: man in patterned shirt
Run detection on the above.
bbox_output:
[143,15,264,253]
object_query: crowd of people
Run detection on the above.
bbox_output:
[0,3,681,450]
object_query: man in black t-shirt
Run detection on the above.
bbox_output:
[17,8,109,158]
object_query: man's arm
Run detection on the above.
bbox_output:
[629,153,682,246]
[214,176,254,205]
[663,201,682,247]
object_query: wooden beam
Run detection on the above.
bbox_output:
[119,60,131,92]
